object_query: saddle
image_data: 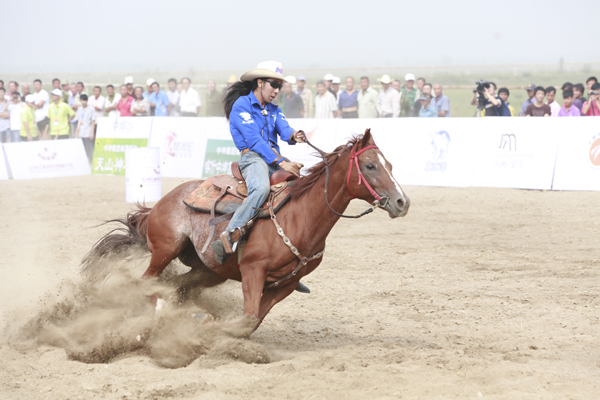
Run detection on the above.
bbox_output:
[183,163,298,253]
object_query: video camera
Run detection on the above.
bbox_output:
[473,80,491,94]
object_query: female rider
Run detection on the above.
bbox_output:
[213,61,306,266]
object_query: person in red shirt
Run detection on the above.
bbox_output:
[581,83,600,116]
[116,85,133,117]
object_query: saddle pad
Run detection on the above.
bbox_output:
[183,175,292,218]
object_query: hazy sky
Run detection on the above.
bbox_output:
[4,0,596,74]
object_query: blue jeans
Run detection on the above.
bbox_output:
[226,151,280,231]
[10,130,21,142]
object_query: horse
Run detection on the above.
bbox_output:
[82,129,410,338]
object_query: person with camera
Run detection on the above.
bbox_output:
[469,81,504,116]
[581,83,600,116]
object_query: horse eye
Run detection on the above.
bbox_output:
[366,164,376,170]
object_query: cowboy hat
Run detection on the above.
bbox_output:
[240,61,292,83]
[378,74,392,84]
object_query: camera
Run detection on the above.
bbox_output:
[473,80,491,93]
[590,90,600,96]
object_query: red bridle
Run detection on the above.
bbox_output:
[346,145,383,202]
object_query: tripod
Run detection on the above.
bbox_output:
[473,92,486,117]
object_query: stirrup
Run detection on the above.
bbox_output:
[218,231,236,254]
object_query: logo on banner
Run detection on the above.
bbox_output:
[425,130,450,172]
[164,131,194,158]
[38,147,58,161]
[498,134,517,151]
[588,134,600,168]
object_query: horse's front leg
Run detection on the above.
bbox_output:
[217,262,267,338]
[252,278,299,331]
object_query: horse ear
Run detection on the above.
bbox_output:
[360,128,373,148]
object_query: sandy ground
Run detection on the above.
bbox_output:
[1,175,599,400]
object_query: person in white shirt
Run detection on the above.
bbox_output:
[545,86,560,117]
[103,84,121,117]
[179,77,201,117]
[377,75,400,118]
[7,90,23,142]
[32,79,50,133]
[88,86,106,122]
[166,78,180,117]
[75,94,96,163]
[314,80,339,119]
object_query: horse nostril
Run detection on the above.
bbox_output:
[396,198,404,208]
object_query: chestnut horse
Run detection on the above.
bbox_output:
[82,129,410,337]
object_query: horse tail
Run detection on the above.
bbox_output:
[80,204,152,275]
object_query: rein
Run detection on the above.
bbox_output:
[299,131,388,219]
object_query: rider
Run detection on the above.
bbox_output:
[213,61,306,264]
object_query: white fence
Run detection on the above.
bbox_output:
[2,117,600,191]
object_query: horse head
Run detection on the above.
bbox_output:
[347,129,410,218]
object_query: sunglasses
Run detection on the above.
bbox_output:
[265,80,283,90]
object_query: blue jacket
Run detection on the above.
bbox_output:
[229,91,295,164]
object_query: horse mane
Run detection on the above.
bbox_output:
[289,135,362,201]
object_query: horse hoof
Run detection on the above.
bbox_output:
[155,298,167,314]
[193,313,214,324]
[295,281,311,294]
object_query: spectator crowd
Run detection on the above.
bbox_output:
[1,73,598,159]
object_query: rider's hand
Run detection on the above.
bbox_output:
[294,131,306,143]
[280,160,304,177]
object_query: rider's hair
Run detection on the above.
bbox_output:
[223,78,261,120]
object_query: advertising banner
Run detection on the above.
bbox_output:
[0,145,9,180]
[4,139,91,180]
[470,118,559,190]
[92,117,152,175]
[552,119,600,191]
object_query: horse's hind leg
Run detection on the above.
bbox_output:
[167,244,227,303]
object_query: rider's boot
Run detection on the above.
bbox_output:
[212,221,254,264]
[295,281,311,293]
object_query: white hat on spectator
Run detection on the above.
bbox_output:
[378,75,392,84]
[50,88,62,96]
[323,74,334,81]
[239,61,292,83]
[124,76,134,84]
[284,76,296,84]
[146,78,156,86]
[332,76,341,84]
[404,73,416,82]
[25,94,35,103]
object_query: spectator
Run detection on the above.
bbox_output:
[32,79,50,135]
[0,88,10,142]
[88,86,105,123]
[20,95,39,141]
[572,83,586,112]
[557,89,580,117]
[7,91,23,142]
[179,77,201,117]
[44,89,75,139]
[470,82,503,116]
[432,83,450,117]
[545,86,560,117]
[167,78,181,117]
[68,83,79,134]
[416,77,426,99]
[519,83,536,115]
[131,87,150,116]
[124,76,134,97]
[338,77,358,119]
[332,77,342,98]
[149,82,170,117]
[323,74,335,98]
[357,76,378,119]
[561,82,573,91]
[295,76,312,118]
[412,83,432,116]
[205,79,222,117]
[280,81,304,118]
[226,75,237,90]
[22,84,31,99]
[418,93,438,118]
[177,82,183,94]
[0,80,3,89]
[581,83,600,116]
[392,79,401,93]
[497,87,515,116]
[143,78,155,99]
[74,93,96,161]
[586,77,597,91]
[51,78,68,103]
[377,75,400,118]
[314,80,339,118]
[117,85,134,117]
[8,81,20,100]
[104,84,121,117]
[400,73,417,117]
[525,87,551,117]
[61,82,70,103]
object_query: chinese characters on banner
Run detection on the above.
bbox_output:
[202,139,240,178]
[92,138,148,175]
